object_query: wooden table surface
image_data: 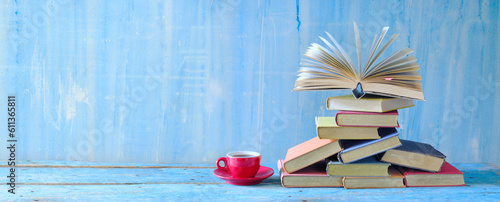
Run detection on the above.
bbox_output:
[1,161,499,201]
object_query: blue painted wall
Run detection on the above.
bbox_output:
[0,0,499,165]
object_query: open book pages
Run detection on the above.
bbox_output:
[293,21,425,101]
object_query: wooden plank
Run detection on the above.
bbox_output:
[2,182,500,201]
[0,163,498,200]
[0,167,221,184]
[0,163,497,184]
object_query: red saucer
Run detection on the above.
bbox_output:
[213,166,274,186]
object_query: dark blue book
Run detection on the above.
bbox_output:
[379,140,446,172]
[338,128,401,164]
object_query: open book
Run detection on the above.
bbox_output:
[293,22,425,100]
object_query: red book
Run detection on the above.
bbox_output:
[335,110,399,127]
[399,161,466,187]
[278,159,342,188]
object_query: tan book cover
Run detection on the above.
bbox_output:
[342,167,405,189]
[327,156,390,177]
[284,137,342,173]
[335,110,399,127]
[278,159,343,188]
[379,139,446,172]
[316,117,381,139]
[326,94,414,112]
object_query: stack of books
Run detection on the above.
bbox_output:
[280,22,465,188]
[278,95,465,188]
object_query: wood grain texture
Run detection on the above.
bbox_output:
[0,0,498,164]
[0,162,499,200]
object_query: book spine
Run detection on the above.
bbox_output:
[337,123,400,128]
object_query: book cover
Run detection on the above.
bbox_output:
[342,167,406,189]
[283,137,342,173]
[338,128,401,164]
[399,161,465,187]
[394,139,445,158]
[278,159,343,188]
[379,139,446,172]
[292,21,425,101]
[316,117,381,139]
[326,94,414,112]
[335,110,399,127]
[327,156,390,177]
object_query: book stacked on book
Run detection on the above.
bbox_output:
[278,95,465,188]
[280,22,464,188]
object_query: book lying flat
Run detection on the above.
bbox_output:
[278,159,343,188]
[283,137,342,173]
[335,110,399,127]
[293,21,425,101]
[316,117,381,140]
[326,94,414,113]
[379,139,446,172]
[398,162,465,187]
[338,128,401,164]
[342,167,406,189]
[327,156,390,177]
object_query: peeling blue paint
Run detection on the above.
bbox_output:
[0,0,498,165]
[296,0,301,30]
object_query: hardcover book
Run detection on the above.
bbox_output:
[326,94,414,112]
[342,167,406,189]
[278,159,343,188]
[398,161,465,187]
[335,110,399,127]
[338,128,401,164]
[292,21,425,100]
[283,137,342,173]
[316,117,381,139]
[327,156,390,177]
[379,139,446,172]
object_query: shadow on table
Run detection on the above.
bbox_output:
[257,176,281,186]
[464,170,500,185]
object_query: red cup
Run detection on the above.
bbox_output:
[216,151,261,178]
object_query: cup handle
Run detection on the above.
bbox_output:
[216,157,229,172]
